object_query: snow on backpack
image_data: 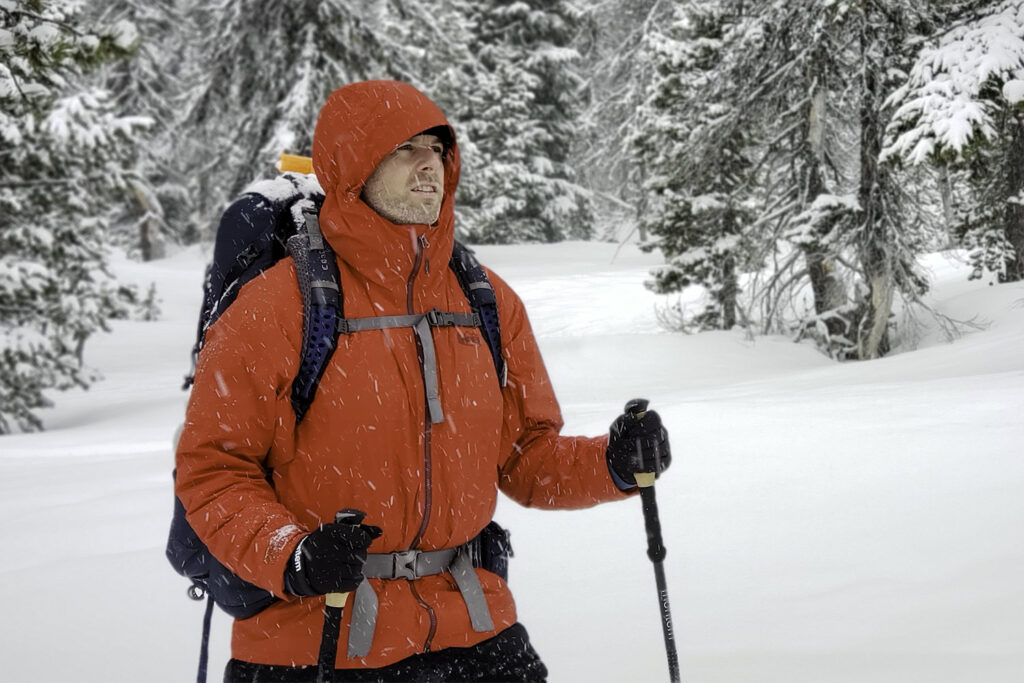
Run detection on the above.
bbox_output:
[166,159,508,682]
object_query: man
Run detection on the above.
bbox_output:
[175,80,670,683]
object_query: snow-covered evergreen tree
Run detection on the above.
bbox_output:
[176,0,394,238]
[89,0,190,259]
[842,1,936,358]
[674,0,941,358]
[458,0,594,243]
[373,0,477,109]
[628,1,863,343]
[371,0,484,180]
[716,1,866,352]
[0,0,149,432]
[631,3,756,330]
[884,0,1024,282]
[576,0,669,241]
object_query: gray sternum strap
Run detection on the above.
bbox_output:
[346,544,496,658]
[338,309,481,424]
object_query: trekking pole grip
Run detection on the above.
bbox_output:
[315,509,363,683]
[324,509,360,609]
[325,591,350,609]
[625,401,680,682]
[625,399,660,485]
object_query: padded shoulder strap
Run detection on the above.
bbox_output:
[286,237,504,422]
[449,241,507,387]
[287,208,341,422]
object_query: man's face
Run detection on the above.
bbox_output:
[361,134,445,225]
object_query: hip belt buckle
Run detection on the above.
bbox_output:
[391,549,420,580]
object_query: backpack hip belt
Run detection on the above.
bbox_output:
[347,540,496,658]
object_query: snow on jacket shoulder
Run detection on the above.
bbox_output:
[174,80,627,670]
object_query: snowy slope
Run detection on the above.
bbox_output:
[1,243,1022,683]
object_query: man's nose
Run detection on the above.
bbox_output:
[414,147,442,171]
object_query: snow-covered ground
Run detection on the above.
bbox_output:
[1,242,1022,683]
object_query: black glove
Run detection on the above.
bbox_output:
[606,398,672,491]
[284,509,383,597]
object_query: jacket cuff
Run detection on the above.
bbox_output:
[265,527,308,598]
[607,459,638,492]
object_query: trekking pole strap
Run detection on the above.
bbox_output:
[345,542,496,658]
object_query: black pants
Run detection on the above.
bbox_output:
[224,623,548,683]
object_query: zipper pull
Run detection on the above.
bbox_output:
[420,234,430,273]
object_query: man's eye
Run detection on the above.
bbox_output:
[431,146,444,155]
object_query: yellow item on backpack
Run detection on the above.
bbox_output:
[278,153,314,175]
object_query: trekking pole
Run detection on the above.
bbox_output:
[627,400,681,683]
[316,590,349,683]
[315,510,361,683]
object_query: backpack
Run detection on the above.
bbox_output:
[167,166,507,682]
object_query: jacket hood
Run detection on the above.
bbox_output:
[312,80,460,220]
[311,81,460,297]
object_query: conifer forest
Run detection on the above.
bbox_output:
[2,0,1023,432]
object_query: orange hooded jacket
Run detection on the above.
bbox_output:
[175,80,629,669]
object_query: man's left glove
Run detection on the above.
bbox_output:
[606,398,672,491]
[284,510,383,597]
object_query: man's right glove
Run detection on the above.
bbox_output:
[606,398,672,491]
[284,509,383,597]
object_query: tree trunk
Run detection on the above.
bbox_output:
[1004,112,1024,281]
[858,244,894,360]
[855,16,894,361]
[805,249,846,314]
[937,164,956,248]
[131,182,166,261]
[721,254,738,329]
[801,63,846,319]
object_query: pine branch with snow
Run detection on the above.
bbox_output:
[457,0,594,244]
[884,0,1024,163]
[884,0,1024,282]
[0,0,149,433]
[631,2,759,332]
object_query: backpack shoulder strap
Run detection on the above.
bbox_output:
[285,235,504,423]
[183,179,325,391]
[449,241,507,388]
[287,207,341,422]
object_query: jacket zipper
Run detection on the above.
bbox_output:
[407,232,437,651]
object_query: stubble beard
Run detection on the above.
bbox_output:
[363,184,442,226]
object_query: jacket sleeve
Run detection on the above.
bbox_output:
[488,269,632,509]
[174,264,307,598]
